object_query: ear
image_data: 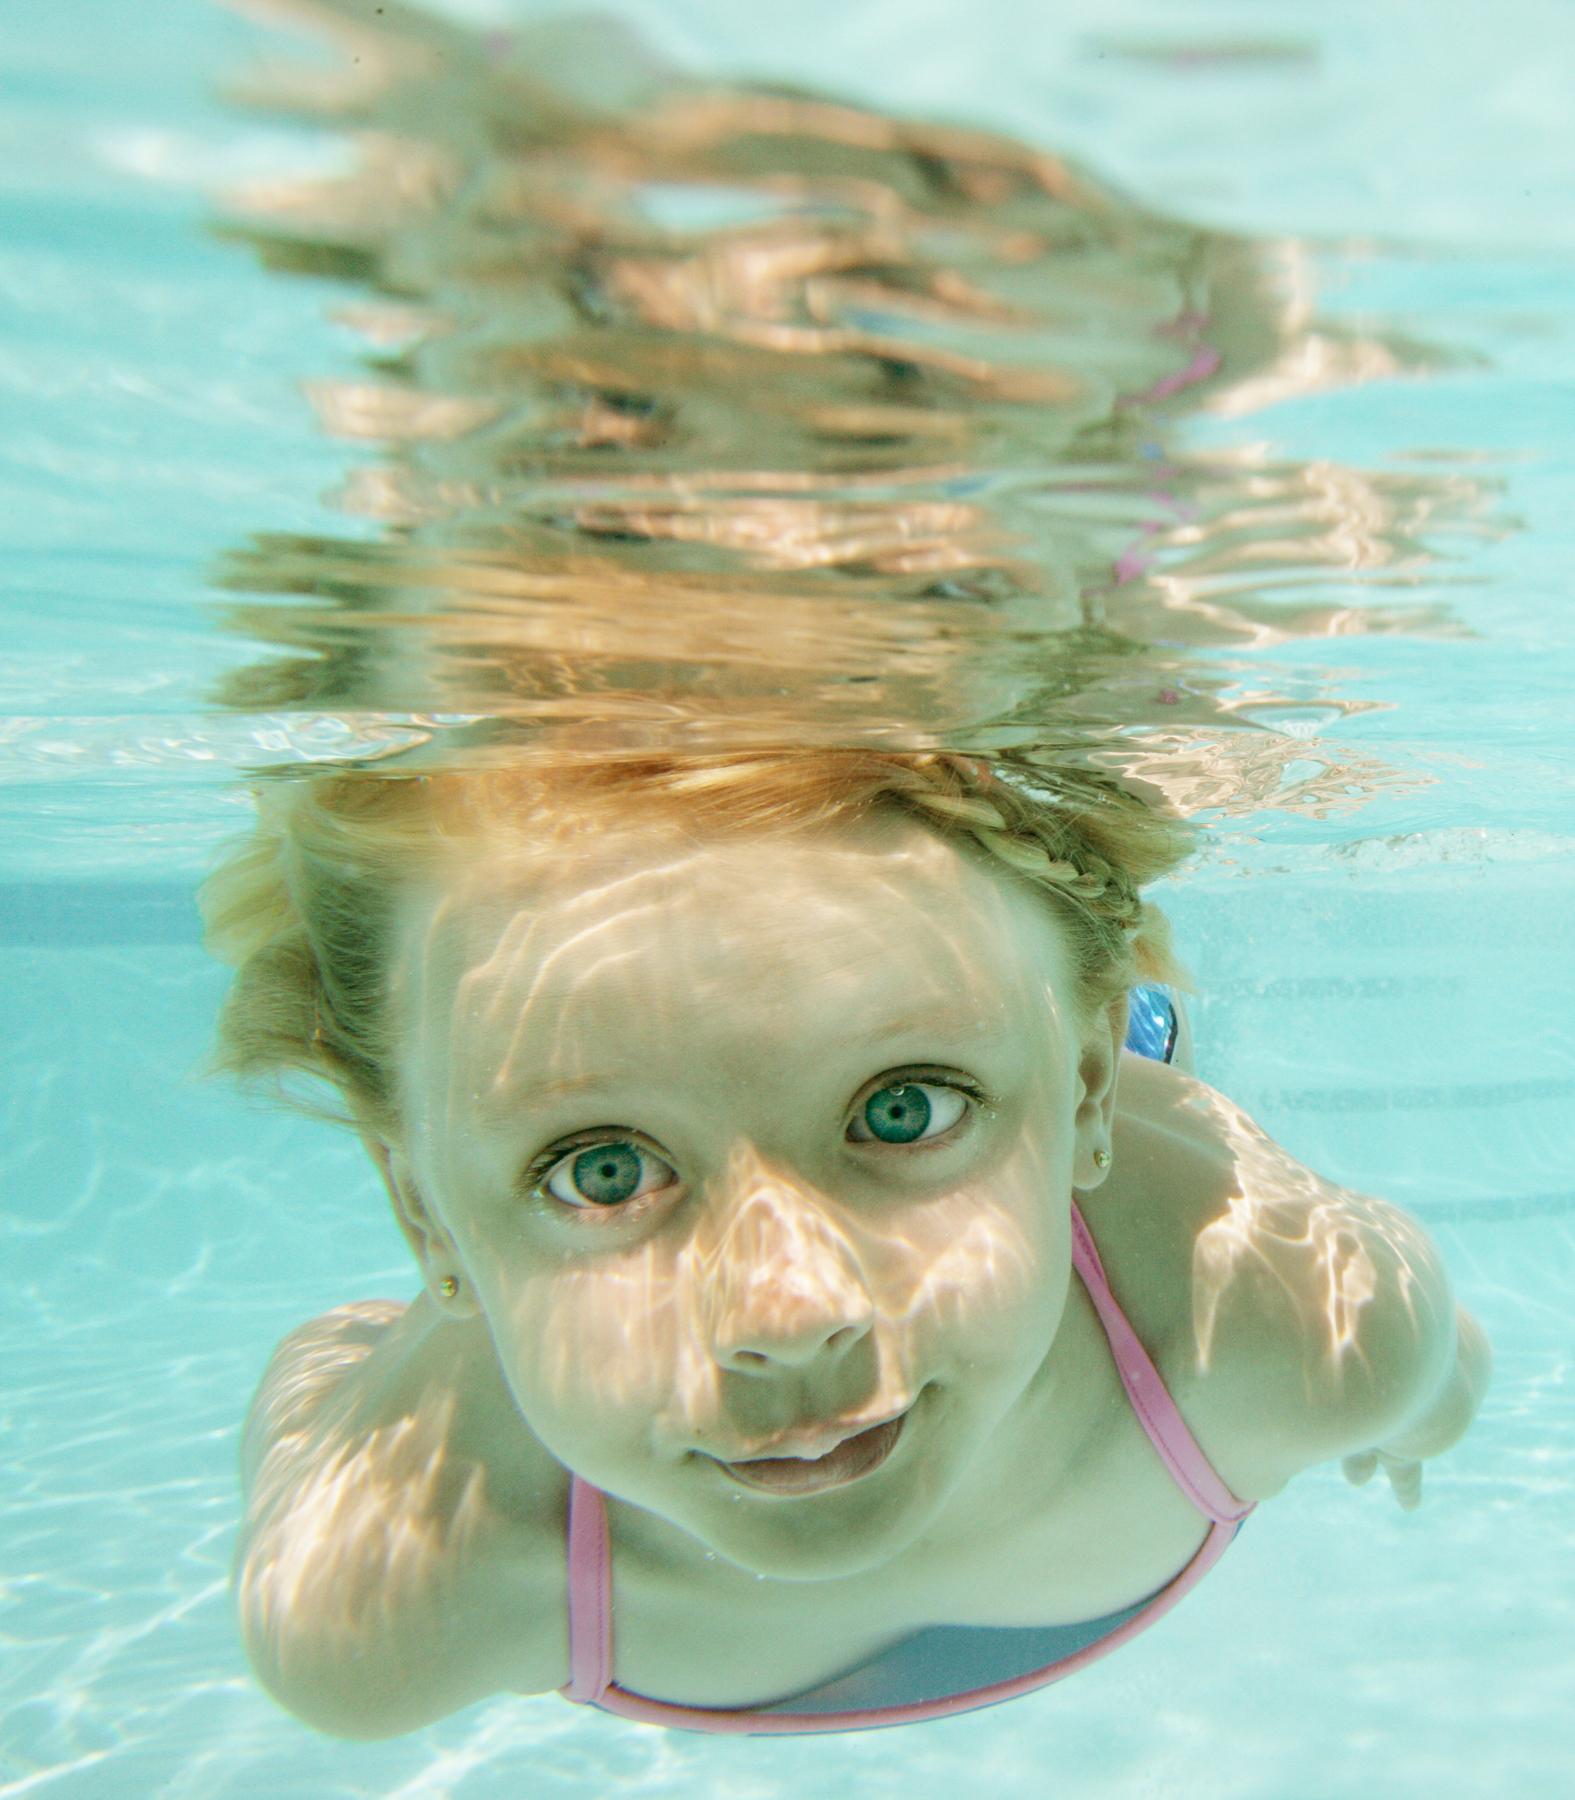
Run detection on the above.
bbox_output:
[359,1129,482,1319]
[1071,992,1126,1190]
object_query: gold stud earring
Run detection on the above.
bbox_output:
[438,1275,459,1299]
[1093,1149,1111,1171]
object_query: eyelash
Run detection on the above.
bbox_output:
[524,1072,987,1212]
[847,1071,986,1142]
[523,1132,677,1214]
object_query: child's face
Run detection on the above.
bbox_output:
[383,812,1119,1579]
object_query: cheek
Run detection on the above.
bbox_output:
[480,1242,714,1440]
[874,1181,1065,1359]
[881,1107,1074,1367]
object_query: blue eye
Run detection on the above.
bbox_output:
[851,1082,969,1145]
[545,1141,674,1208]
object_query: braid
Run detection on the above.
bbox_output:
[884,754,1146,935]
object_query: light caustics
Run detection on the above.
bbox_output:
[1188,1085,1445,1381]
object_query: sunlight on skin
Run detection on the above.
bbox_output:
[509,1173,1044,1440]
[226,814,1490,1721]
[1189,1084,1440,1384]
[434,830,1022,1103]
[386,816,1101,1575]
[240,1317,492,1671]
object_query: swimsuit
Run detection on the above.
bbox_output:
[560,984,1246,1734]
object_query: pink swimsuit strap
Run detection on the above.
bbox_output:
[561,1200,1252,1732]
[1067,1204,1252,1528]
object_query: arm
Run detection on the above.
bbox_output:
[1107,1061,1491,1507]
[1185,1099,1492,1504]
[234,1297,564,1737]
[1343,1307,1492,1508]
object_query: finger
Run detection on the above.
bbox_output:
[1383,1455,1423,1511]
[1343,1451,1378,1486]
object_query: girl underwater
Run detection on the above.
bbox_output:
[198,0,1492,1739]
[201,749,1489,1736]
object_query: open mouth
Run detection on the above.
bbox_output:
[717,1413,905,1496]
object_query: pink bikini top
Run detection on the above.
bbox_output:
[560,1202,1252,1735]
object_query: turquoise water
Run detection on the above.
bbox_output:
[3,1,1574,1795]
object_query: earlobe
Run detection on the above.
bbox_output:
[358,1130,480,1319]
[1072,994,1126,1189]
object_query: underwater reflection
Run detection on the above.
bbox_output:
[210,0,1493,794]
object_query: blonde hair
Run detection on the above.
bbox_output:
[200,750,1195,1124]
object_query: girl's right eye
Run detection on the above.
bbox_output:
[543,1141,676,1209]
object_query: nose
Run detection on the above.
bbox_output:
[699,1158,876,1374]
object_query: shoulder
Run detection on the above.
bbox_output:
[237,1298,571,1735]
[239,1299,409,1485]
[1084,1057,1459,1503]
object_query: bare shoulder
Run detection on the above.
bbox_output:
[236,1297,570,1736]
[1084,1056,1461,1502]
[239,1299,409,1486]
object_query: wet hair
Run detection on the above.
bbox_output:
[200,750,1195,1126]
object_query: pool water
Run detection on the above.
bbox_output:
[3,2,1573,1796]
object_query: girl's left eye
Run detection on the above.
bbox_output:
[544,1141,676,1208]
[848,1082,970,1146]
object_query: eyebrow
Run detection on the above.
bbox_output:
[849,1008,998,1047]
[473,1069,615,1117]
[469,1009,998,1119]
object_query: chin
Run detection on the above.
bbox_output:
[687,1458,951,1583]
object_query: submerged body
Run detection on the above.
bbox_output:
[556,1191,1252,1731]
[228,806,1487,1738]
[183,0,1491,1749]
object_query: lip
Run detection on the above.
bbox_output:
[714,1412,906,1497]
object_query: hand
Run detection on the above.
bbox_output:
[1342,1307,1491,1513]
[1342,1448,1422,1511]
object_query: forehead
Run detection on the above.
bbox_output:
[393,815,1074,1092]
